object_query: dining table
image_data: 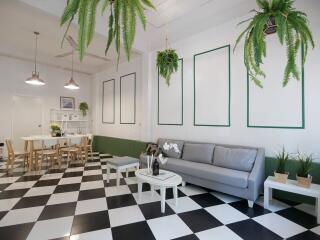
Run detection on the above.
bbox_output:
[21,134,91,171]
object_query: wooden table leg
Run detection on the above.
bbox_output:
[28,140,34,171]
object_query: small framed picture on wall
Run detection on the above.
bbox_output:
[60,97,75,110]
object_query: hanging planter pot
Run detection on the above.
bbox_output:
[157,49,179,86]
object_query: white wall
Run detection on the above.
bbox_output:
[0,55,92,145]
[92,57,145,140]
[92,0,320,159]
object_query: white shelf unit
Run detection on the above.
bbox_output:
[50,109,89,134]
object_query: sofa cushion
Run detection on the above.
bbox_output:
[182,143,214,164]
[165,158,249,188]
[213,146,257,172]
[157,138,184,158]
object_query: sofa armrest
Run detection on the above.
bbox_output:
[248,148,265,201]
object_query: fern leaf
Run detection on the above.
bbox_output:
[86,0,100,47]
[60,0,80,25]
[101,0,111,15]
[78,0,89,61]
[105,6,114,56]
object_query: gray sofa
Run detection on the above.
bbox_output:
[140,138,265,207]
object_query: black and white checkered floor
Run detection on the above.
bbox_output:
[0,153,319,240]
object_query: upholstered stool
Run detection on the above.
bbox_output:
[106,157,140,186]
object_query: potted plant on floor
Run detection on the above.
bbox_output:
[274,147,289,183]
[296,153,313,188]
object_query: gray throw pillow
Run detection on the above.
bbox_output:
[213,146,257,172]
[182,143,214,164]
[157,138,184,158]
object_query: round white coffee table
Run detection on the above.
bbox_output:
[135,168,182,213]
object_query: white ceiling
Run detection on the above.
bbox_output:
[0,0,255,75]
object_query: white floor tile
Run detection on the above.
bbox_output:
[311,225,320,235]
[210,192,241,203]
[70,228,113,240]
[0,206,44,226]
[253,213,306,238]
[47,191,79,205]
[0,177,20,184]
[178,185,207,196]
[125,177,137,185]
[294,203,316,216]
[105,185,131,197]
[40,173,63,180]
[75,198,108,215]
[65,167,84,173]
[109,205,145,227]
[80,181,104,191]
[132,191,161,204]
[24,170,46,176]
[26,216,73,240]
[196,226,243,240]
[59,176,82,185]
[83,169,102,176]
[166,196,202,214]
[24,186,56,197]
[256,196,290,212]
[205,204,249,224]
[5,181,36,190]
[147,215,192,240]
[85,162,101,167]
[0,198,21,211]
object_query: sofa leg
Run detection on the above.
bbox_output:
[181,181,186,187]
[248,200,254,208]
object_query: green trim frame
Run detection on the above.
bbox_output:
[247,48,305,129]
[102,79,115,124]
[157,58,184,126]
[193,44,231,127]
[120,72,136,125]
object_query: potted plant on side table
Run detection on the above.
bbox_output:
[274,147,289,183]
[50,123,61,137]
[296,153,313,188]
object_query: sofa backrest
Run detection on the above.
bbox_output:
[93,135,147,158]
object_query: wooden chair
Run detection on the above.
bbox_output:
[5,139,29,171]
[36,144,62,169]
[87,137,93,158]
[60,139,79,163]
[77,137,89,164]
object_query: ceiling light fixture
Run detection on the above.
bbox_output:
[25,32,45,86]
[64,50,80,90]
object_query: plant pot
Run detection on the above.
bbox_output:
[274,171,289,183]
[264,17,277,35]
[296,175,312,188]
[51,130,61,137]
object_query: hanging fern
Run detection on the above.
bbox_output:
[60,0,155,62]
[234,0,315,87]
[157,49,179,86]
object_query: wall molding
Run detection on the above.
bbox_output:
[157,58,184,126]
[247,49,305,129]
[193,44,231,127]
[120,72,136,124]
[102,79,115,124]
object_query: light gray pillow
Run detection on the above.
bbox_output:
[157,138,184,158]
[182,143,214,164]
[213,146,257,172]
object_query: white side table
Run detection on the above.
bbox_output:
[264,176,320,223]
[135,169,182,213]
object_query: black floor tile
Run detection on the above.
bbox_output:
[229,200,270,218]
[84,166,101,171]
[38,202,77,220]
[139,201,174,220]
[111,221,155,240]
[189,193,224,208]
[0,183,11,191]
[13,195,50,209]
[46,169,65,174]
[54,183,81,193]
[0,222,34,240]
[128,183,151,193]
[155,188,186,200]
[78,188,106,201]
[62,171,83,178]
[82,174,103,182]
[107,194,137,209]
[34,179,60,187]
[71,210,110,235]
[287,230,320,240]
[227,219,282,240]
[122,171,136,178]
[16,175,42,182]
[0,211,8,221]
[276,207,318,229]
[104,178,126,187]
[179,209,223,233]
[0,188,29,199]
[172,234,200,240]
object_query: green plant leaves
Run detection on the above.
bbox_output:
[157,49,179,86]
[60,0,155,63]
[234,0,315,87]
